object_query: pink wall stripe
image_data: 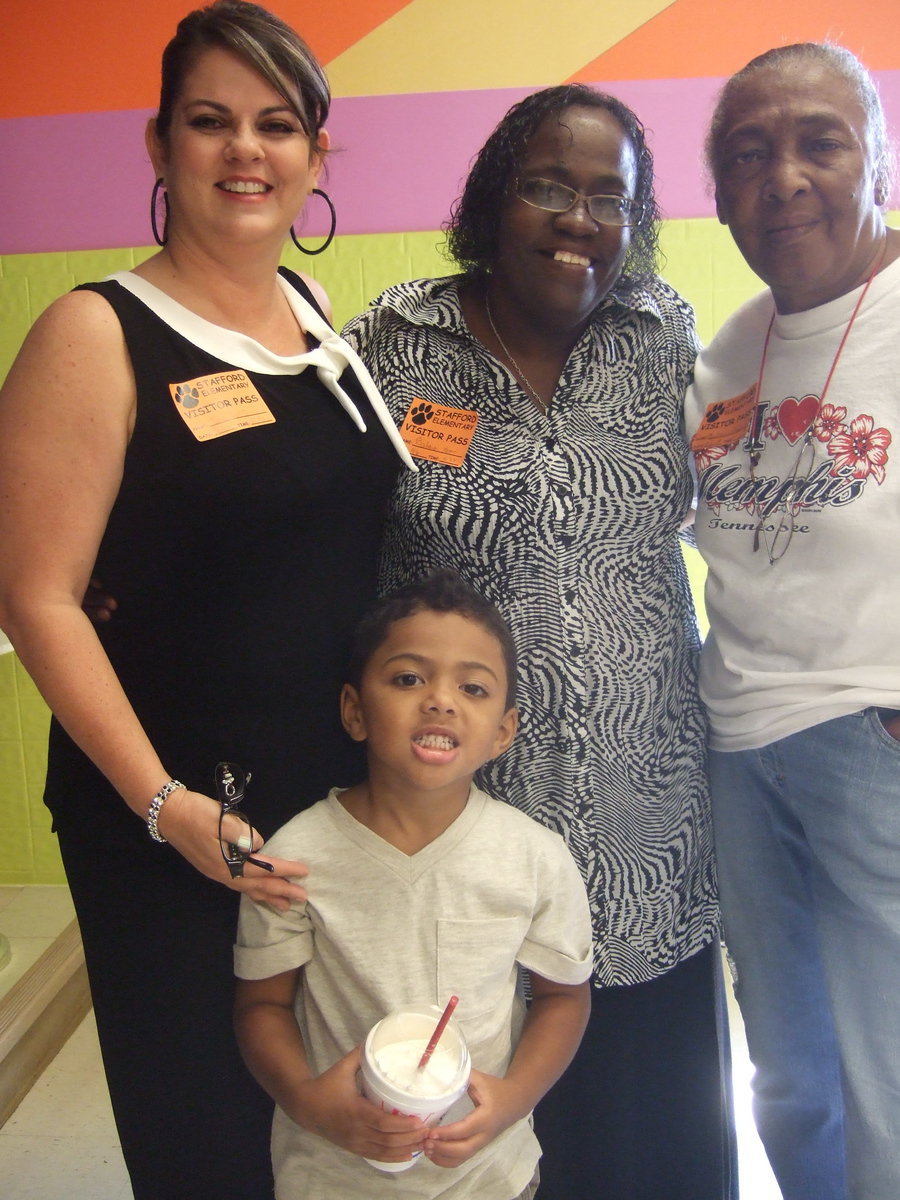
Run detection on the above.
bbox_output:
[3,73,899,254]
[2,110,152,254]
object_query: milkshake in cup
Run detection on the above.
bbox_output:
[360,1003,471,1172]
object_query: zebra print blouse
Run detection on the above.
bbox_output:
[343,276,717,987]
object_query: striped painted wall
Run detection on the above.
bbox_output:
[4,1,900,254]
[1,0,898,882]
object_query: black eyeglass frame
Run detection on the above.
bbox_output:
[215,761,274,878]
[515,177,644,227]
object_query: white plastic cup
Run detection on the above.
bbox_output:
[359,1003,471,1172]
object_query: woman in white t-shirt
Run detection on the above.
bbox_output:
[685,42,900,1200]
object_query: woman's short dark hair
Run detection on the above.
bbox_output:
[348,569,518,708]
[446,84,661,285]
[705,43,894,203]
[154,1,329,145]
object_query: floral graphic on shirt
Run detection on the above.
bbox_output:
[762,408,781,440]
[827,415,892,484]
[814,403,848,443]
[696,398,892,525]
[693,442,733,475]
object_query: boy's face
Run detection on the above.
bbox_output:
[341,609,518,796]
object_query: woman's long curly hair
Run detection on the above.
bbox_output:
[446,84,661,285]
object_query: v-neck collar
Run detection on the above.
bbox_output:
[325,784,486,884]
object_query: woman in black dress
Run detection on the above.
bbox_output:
[0,4,413,1197]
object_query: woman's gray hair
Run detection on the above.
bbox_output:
[705,43,895,204]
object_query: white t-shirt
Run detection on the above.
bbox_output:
[235,785,592,1200]
[684,254,900,750]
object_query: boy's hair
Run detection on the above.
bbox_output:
[348,570,518,707]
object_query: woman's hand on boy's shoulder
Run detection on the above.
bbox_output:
[422,1069,526,1168]
[293,1047,427,1163]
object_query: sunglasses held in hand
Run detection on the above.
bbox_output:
[215,761,274,878]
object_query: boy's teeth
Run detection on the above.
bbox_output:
[415,734,455,750]
[221,181,267,193]
[554,250,591,266]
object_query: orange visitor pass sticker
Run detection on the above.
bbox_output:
[690,385,756,452]
[169,371,276,441]
[399,399,478,467]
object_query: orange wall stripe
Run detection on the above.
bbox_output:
[570,0,900,82]
[2,0,414,119]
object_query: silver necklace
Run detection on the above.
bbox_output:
[484,292,548,413]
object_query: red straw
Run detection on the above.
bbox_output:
[417,995,459,1071]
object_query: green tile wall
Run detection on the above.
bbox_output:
[0,652,57,882]
[0,216,821,883]
[0,222,765,382]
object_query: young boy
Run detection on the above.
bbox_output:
[234,570,592,1200]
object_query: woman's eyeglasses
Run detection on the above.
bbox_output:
[215,762,274,878]
[516,177,644,227]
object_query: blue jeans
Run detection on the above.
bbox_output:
[710,708,900,1200]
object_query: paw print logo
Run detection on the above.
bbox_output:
[175,384,201,409]
[706,402,725,425]
[410,402,433,426]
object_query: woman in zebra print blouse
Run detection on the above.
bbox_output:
[343,86,734,1200]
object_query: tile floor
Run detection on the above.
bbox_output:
[0,886,782,1199]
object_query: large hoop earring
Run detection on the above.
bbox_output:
[150,178,169,246]
[290,188,336,255]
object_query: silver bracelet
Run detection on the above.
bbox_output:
[147,779,185,843]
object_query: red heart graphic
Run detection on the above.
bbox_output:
[777,394,820,444]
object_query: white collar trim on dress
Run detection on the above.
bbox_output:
[107,269,416,471]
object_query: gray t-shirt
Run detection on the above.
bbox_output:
[235,784,592,1199]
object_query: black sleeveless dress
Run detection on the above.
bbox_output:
[45,269,402,1200]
